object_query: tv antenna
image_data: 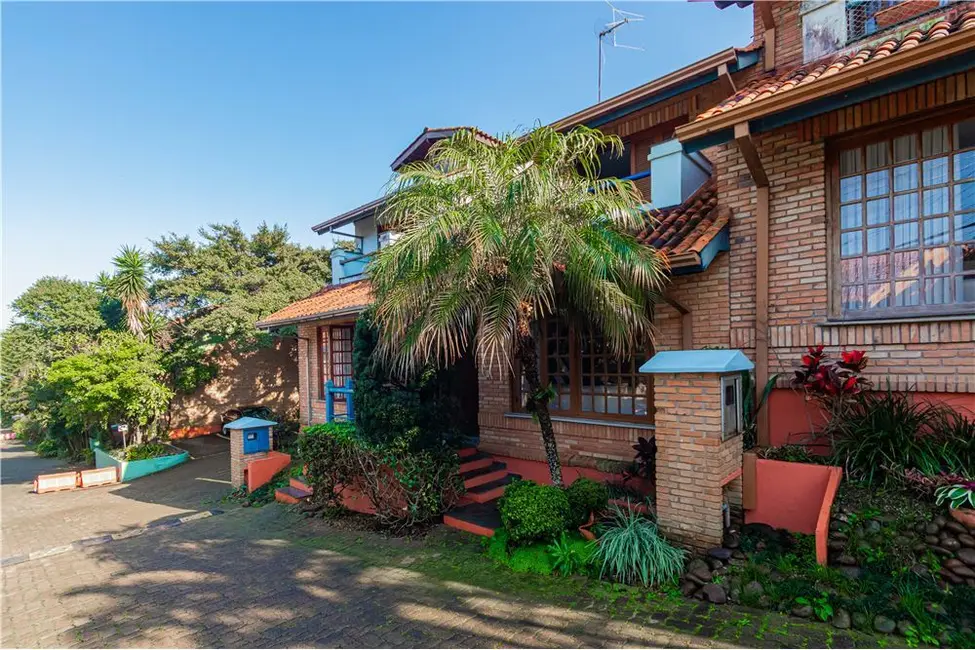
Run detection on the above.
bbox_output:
[596,1,644,102]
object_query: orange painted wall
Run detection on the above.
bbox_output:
[745,458,836,535]
[492,455,654,496]
[245,451,291,493]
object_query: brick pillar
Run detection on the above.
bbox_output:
[228,428,274,488]
[641,351,752,553]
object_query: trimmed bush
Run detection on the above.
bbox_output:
[564,477,609,527]
[498,480,570,545]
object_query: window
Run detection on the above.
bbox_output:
[515,318,652,423]
[845,1,944,44]
[320,325,354,400]
[835,116,975,317]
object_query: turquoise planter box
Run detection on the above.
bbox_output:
[94,446,189,482]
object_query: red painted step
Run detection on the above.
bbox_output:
[444,501,501,537]
[290,476,313,493]
[458,447,478,458]
[275,485,312,505]
[458,452,493,474]
[463,474,520,504]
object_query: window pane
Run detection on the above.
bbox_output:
[893,135,917,163]
[866,199,888,225]
[841,258,862,284]
[867,227,890,253]
[955,151,975,181]
[922,126,949,156]
[923,157,948,186]
[954,118,975,150]
[957,275,975,303]
[894,251,919,278]
[866,170,889,197]
[923,187,948,215]
[893,163,918,191]
[923,217,949,246]
[955,182,975,212]
[893,223,917,249]
[866,255,889,281]
[894,280,920,307]
[956,213,975,241]
[924,247,950,275]
[840,149,862,175]
[841,204,862,229]
[866,283,890,309]
[925,277,951,305]
[840,176,862,202]
[841,231,862,257]
[893,193,918,221]
[841,285,863,310]
[959,244,975,274]
[865,142,889,169]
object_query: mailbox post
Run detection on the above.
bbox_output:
[224,416,277,488]
[639,350,752,552]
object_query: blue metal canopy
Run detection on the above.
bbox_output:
[639,350,754,374]
[223,416,278,431]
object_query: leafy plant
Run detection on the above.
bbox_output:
[547,532,595,576]
[498,480,571,545]
[741,370,779,450]
[593,501,684,587]
[792,346,871,441]
[630,436,656,480]
[115,442,171,462]
[564,477,609,527]
[796,591,833,622]
[934,482,975,510]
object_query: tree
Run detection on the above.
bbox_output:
[46,332,173,445]
[370,126,667,486]
[149,222,331,391]
[109,246,150,340]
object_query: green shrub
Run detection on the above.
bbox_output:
[547,532,596,576]
[564,477,609,527]
[33,438,59,458]
[115,442,171,462]
[498,480,570,545]
[594,501,685,587]
[507,544,554,575]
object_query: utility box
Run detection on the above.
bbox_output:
[224,416,277,488]
[640,350,753,552]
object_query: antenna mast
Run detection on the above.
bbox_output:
[597,2,644,102]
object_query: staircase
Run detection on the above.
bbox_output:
[443,447,519,537]
[274,474,313,505]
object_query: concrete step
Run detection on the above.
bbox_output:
[458,451,493,474]
[460,461,509,489]
[275,485,312,505]
[444,501,502,537]
[290,475,312,493]
[464,473,521,504]
[457,447,478,458]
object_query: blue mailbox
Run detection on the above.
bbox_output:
[223,416,276,455]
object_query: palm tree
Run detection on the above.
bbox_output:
[370,126,668,486]
[111,246,150,340]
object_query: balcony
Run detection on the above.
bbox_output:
[331,246,373,284]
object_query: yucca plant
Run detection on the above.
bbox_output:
[594,501,685,587]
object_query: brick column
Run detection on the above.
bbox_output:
[641,350,752,553]
[228,428,274,488]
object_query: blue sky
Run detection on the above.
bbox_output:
[2,1,752,327]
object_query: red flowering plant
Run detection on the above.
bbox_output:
[792,346,872,439]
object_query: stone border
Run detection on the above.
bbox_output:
[0,508,224,568]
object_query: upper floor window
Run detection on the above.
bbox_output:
[846,0,949,43]
[835,116,975,317]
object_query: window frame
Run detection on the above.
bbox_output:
[318,323,355,400]
[826,103,975,320]
[510,319,654,425]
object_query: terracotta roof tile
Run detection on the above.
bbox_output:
[695,7,975,124]
[636,180,731,262]
[256,280,371,328]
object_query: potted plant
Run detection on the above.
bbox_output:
[935,482,975,528]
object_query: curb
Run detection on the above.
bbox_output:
[1,508,225,568]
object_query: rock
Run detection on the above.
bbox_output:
[687,572,708,586]
[757,595,770,609]
[833,609,851,630]
[942,537,962,552]
[724,534,740,550]
[732,550,746,560]
[691,566,713,582]
[728,587,740,602]
[838,565,862,580]
[729,558,746,568]
[707,547,732,562]
[792,605,814,619]
[828,540,846,552]
[769,570,784,583]
[952,565,975,579]
[893,535,912,546]
[687,558,709,574]
[959,533,975,548]
[679,580,698,597]
[934,515,948,528]
[829,520,844,532]
[707,558,724,571]
[712,566,728,577]
[930,545,954,558]
[836,553,857,566]
[743,580,764,600]
[830,531,849,541]
[946,521,968,535]
[874,616,896,634]
[897,620,915,637]
[913,543,928,554]
[926,522,942,535]
[852,612,868,630]
[940,568,963,585]
[945,558,965,570]
[925,535,941,545]
[914,522,927,534]
[957,548,975,566]
[701,583,727,604]
[865,519,882,534]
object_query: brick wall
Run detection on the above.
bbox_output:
[653,373,742,552]
[752,1,804,71]
[655,253,732,350]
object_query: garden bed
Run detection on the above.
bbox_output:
[94,443,188,482]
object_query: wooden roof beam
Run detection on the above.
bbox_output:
[717,63,736,97]
[734,122,768,188]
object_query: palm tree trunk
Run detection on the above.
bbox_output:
[516,331,564,487]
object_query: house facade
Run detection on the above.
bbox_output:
[258,0,975,471]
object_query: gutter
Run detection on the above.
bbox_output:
[255,304,368,330]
